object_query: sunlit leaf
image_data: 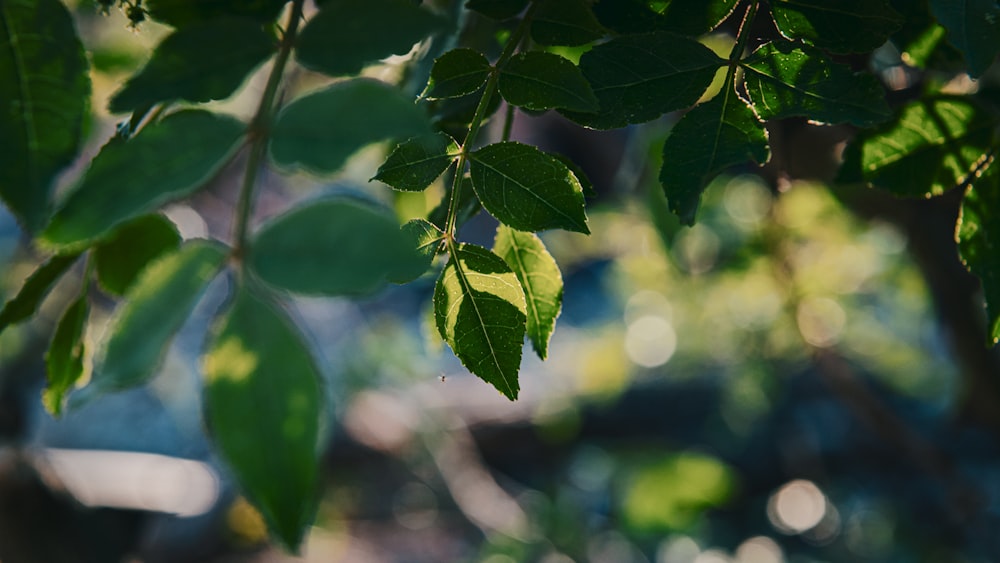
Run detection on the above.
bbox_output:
[373,133,460,192]
[532,0,604,46]
[43,110,245,249]
[389,219,445,284]
[434,243,526,399]
[43,292,89,416]
[204,288,323,550]
[469,142,589,233]
[466,0,528,20]
[930,0,1000,77]
[145,0,288,27]
[296,0,447,77]
[93,214,181,296]
[770,0,904,54]
[742,42,890,126]
[422,48,492,100]
[270,79,431,175]
[0,253,81,334]
[0,0,90,233]
[958,161,1000,343]
[561,32,724,129]
[499,52,598,112]
[660,90,769,225]
[109,17,276,113]
[493,226,562,359]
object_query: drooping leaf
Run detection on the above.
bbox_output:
[741,42,890,126]
[838,97,996,197]
[43,292,89,416]
[0,0,90,233]
[88,240,228,392]
[930,0,1000,77]
[434,243,527,399]
[770,0,904,54]
[43,111,245,249]
[145,0,288,27]
[0,253,81,333]
[469,142,590,233]
[93,214,181,296]
[422,48,493,100]
[373,133,460,192]
[466,0,528,20]
[493,226,562,359]
[270,79,431,175]
[532,0,605,46]
[499,52,599,112]
[389,219,445,284]
[296,0,448,77]
[561,32,724,129]
[109,18,276,113]
[958,161,1000,343]
[660,90,770,225]
[203,288,323,550]
[250,198,420,295]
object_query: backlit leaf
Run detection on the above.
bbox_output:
[389,219,445,284]
[770,0,904,54]
[0,252,81,333]
[270,79,431,175]
[93,214,181,296]
[499,52,598,112]
[145,0,288,27]
[373,133,460,192]
[0,0,90,232]
[958,161,1000,343]
[532,0,605,46]
[930,0,1000,77]
[493,226,562,359]
[43,292,89,416]
[422,48,492,100]
[466,0,528,20]
[204,288,323,550]
[469,142,589,233]
[43,111,245,249]
[296,0,448,77]
[434,243,526,399]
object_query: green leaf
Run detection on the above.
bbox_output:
[532,0,605,46]
[89,240,228,392]
[770,0,904,54]
[0,0,90,233]
[466,0,528,20]
[658,0,742,35]
[373,133,460,192]
[422,48,492,100]
[389,219,445,284]
[592,0,669,34]
[838,97,996,197]
[958,161,1000,343]
[660,90,770,225]
[469,142,590,233]
[145,0,288,27]
[42,110,245,249]
[93,214,181,296]
[203,288,323,550]
[551,153,596,198]
[108,18,276,113]
[930,0,1000,77]
[499,52,599,112]
[493,226,562,359]
[270,79,431,175]
[592,0,737,35]
[741,42,890,126]
[561,32,724,129]
[296,0,448,77]
[43,292,89,416]
[250,198,419,295]
[434,243,526,399]
[0,252,81,334]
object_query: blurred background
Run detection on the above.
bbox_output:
[2,2,1000,562]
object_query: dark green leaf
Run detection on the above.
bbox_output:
[0,0,90,233]
[838,97,996,197]
[551,153,596,198]
[43,292,89,416]
[204,288,322,550]
[389,219,445,284]
[930,0,1000,77]
[593,0,737,35]
[93,214,181,296]
[658,0,741,35]
[469,142,590,233]
[958,161,1000,343]
[561,32,724,129]
[434,243,526,399]
[250,198,419,295]
[592,0,669,34]
[0,253,81,333]
[145,0,288,27]
[296,0,448,77]
[466,0,528,20]
[770,0,904,54]
[422,48,493,100]
[373,133,460,192]
[270,79,431,175]
[660,90,769,225]
[109,18,276,113]
[89,240,228,392]
[493,226,562,359]
[532,0,605,46]
[43,110,245,249]
[742,42,890,126]
[499,52,598,112]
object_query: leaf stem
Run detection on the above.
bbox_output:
[233,0,305,259]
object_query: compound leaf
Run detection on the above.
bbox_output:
[930,0,1000,77]
[422,48,492,100]
[770,0,904,53]
[93,214,181,296]
[493,226,562,359]
[43,292,89,416]
[373,132,460,192]
[0,252,81,333]
[499,52,598,112]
